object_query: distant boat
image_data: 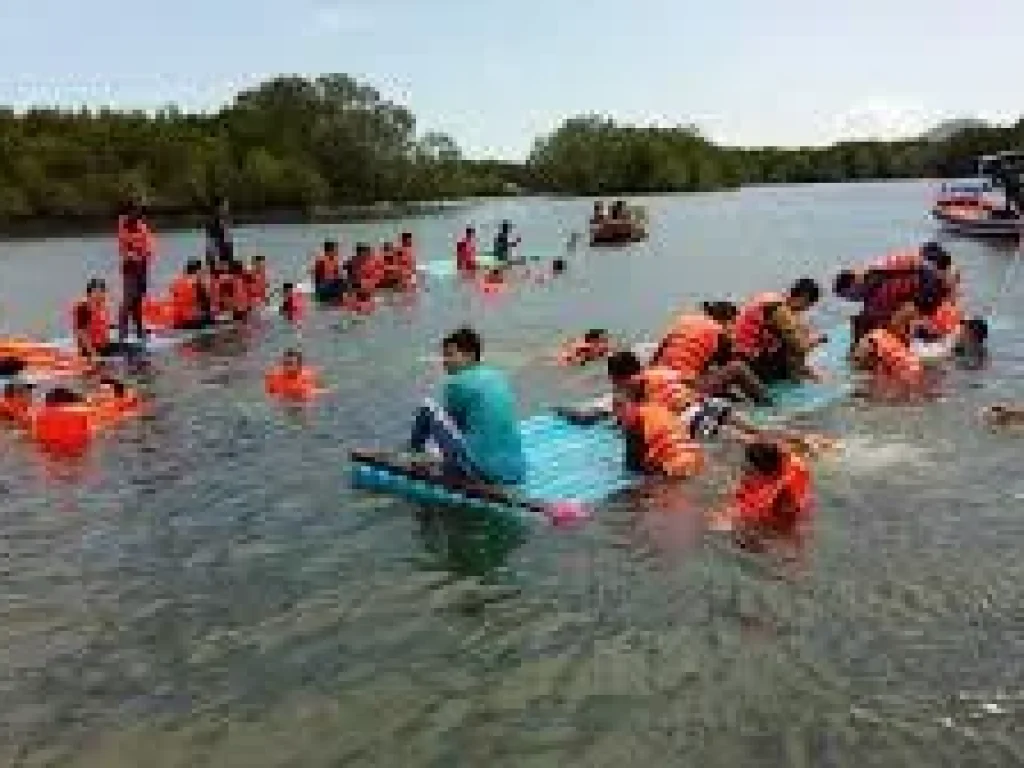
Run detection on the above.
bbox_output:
[589,203,649,246]
[930,152,1023,239]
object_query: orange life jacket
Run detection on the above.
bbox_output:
[265,367,319,400]
[72,298,110,350]
[214,273,248,314]
[359,254,386,291]
[32,404,95,453]
[732,451,812,531]
[342,293,376,314]
[313,255,340,284]
[865,328,923,381]
[654,313,724,377]
[88,390,141,428]
[617,401,704,478]
[731,292,784,359]
[117,216,155,267]
[247,269,268,304]
[281,293,305,323]
[142,297,174,329]
[169,275,200,326]
[921,300,962,338]
[0,396,33,429]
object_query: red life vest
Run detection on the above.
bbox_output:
[654,313,724,377]
[731,292,784,359]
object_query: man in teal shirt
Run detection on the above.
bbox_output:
[409,327,526,485]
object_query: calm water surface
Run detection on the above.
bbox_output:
[1,183,1022,766]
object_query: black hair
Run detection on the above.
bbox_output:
[702,300,738,324]
[229,260,245,275]
[466,226,476,236]
[185,259,202,274]
[282,282,294,292]
[964,316,989,344]
[745,441,784,475]
[442,327,483,362]
[584,329,608,343]
[45,387,84,405]
[606,350,644,380]
[3,379,33,398]
[834,270,859,296]
[921,241,952,271]
[283,347,302,362]
[0,357,28,378]
[552,258,566,274]
[86,278,106,294]
[914,292,943,315]
[324,240,338,252]
[99,377,126,397]
[789,277,821,305]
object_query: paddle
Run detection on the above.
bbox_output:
[350,449,589,526]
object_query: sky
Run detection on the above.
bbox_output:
[0,0,1020,159]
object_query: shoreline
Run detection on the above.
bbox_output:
[0,200,482,242]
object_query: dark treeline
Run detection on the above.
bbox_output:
[0,72,1021,229]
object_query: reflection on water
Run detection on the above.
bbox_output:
[1,183,1022,766]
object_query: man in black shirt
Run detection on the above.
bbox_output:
[205,197,234,271]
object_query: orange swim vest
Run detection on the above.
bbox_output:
[921,300,962,338]
[865,328,923,381]
[618,401,704,478]
[654,313,724,378]
[72,299,111,350]
[265,367,320,401]
[32,404,95,453]
[731,292,784,360]
[732,451,812,532]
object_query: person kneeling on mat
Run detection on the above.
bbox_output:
[613,374,705,479]
[408,327,526,485]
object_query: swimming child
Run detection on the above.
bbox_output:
[265,348,323,401]
[707,440,813,538]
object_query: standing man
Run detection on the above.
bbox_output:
[116,204,155,343]
[204,196,234,272]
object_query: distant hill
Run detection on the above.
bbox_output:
[922,118,993,142]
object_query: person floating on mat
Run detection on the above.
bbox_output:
[408,326,526,485]
[557,350,835,457]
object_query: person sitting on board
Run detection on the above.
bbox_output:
[557,329,612,366]
[167,260,203,330]
[280,282,304,324]
[731,278,823,387]
[456,227,479,273]
[707,440,813,543]
[312,240,346,304]
[613,373,705,479]
[493,220,522,265]
[73,278,130,364]
[651,300,771,405]
[0,375,35,429]
[833,244,949,346]
[851,301,924,387]
[397,232,417,275]
[408,326,526,485]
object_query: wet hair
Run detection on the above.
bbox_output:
[3,379,33,399]
[921,241,952,271]
[400,232,413,243]
[914,292,943,315]
[355,242,371,256]
[702,300,738,324]
[229,260,246,275]
[251,254,265,264]
[443,326,482,362]
[552,258,566,274]
[185,259,202,274]
[283,347,302,364]
[745,441,784,475]
[86,278,106,294]
[98,377,126,397]
[0,357,28,378]
[963,316,988,344]
[465,226,476,237]
[324,240,338,253]
[282,282,294,292]
[584,329,608,343]
[45,387,84,405]
[606,350,644,381]
[833,270,857,296]
[788,277,821,306]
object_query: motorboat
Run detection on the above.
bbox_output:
[931,152,1023,239]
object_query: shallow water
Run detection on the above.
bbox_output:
[1,182,1022,767]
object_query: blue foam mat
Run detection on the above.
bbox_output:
[351,324,854,514]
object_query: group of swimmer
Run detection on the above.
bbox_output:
[400,239,1005,541]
